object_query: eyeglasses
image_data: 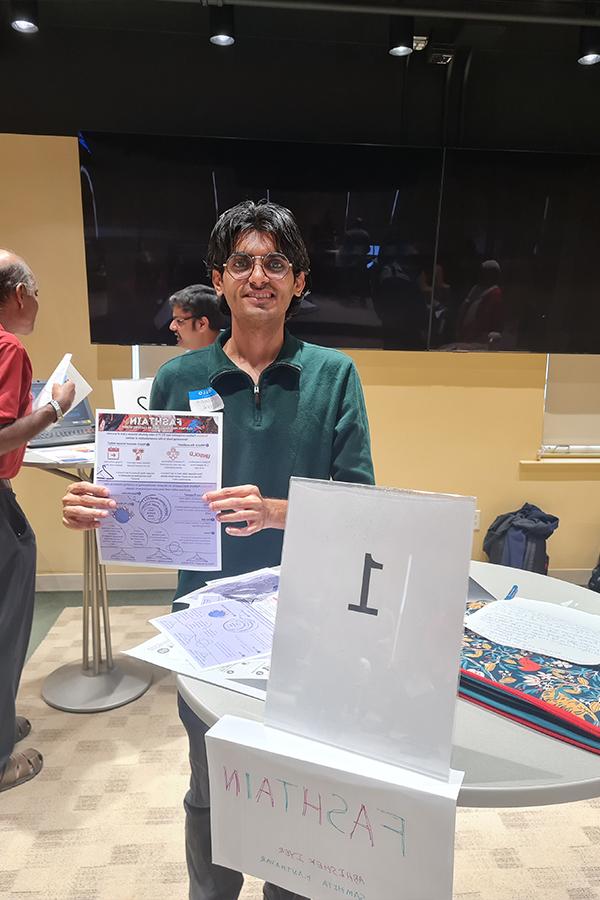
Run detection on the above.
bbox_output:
[222,252,293,281]
[171,315,196,326]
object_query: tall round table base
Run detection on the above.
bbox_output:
[22,460,154,713]
[42,656,152,713]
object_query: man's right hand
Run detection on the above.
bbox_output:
[52,379,76,414]
[62,482,116,530]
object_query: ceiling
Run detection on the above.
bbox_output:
[1,1,599,151]
[2,1,599,52]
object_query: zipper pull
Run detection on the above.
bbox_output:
[254,383,260,408]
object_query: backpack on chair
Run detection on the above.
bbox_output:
[483,502,559,574]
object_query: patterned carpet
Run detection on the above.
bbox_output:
[1,606,599,900]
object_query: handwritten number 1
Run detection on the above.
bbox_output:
[348,553,382,617]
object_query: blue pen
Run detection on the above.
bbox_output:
[504,584,519,600]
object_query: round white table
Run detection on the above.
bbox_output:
[178,560,600,808]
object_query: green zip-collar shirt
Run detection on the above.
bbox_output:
[150,328,375,599]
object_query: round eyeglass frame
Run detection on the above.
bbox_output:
[222,252,294,281]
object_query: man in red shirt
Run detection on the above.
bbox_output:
[0,249,75,793]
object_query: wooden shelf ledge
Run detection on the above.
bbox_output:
[520,458,600,479]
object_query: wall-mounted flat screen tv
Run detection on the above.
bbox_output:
[80,132,600,353]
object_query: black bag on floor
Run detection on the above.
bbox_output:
[483,502,559,574]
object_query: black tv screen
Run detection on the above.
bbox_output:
[80,132,442,349]
[80,132,600,353]
[436,149,600,353]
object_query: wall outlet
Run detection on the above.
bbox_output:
[473,509,481,531]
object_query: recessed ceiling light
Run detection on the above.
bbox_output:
[578,25,600,65]
[210,5,235,47]
[10,0,38,34]
[389,16,414,58]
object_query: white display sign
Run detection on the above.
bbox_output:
[207,715,463,900]
[112,378,154,413]
[266,478,475,781]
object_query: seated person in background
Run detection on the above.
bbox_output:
[62,199,374,900]
[169,283,226,350]
[337,217,372,304]
[456,259,504,346]
[418,263,454,348]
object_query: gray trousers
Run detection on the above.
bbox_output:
[178,694,309,900]
[0,487,36,771]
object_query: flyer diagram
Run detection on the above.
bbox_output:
[94,409,222,571]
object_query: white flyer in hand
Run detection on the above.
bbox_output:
[151,595,277,668]
[466,596,600,665]
[94,409,222,570]
[32,354,92,413]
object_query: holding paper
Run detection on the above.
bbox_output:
[94,409,223,570]
[32,353,92,414]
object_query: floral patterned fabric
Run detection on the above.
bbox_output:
[460,600,600,754]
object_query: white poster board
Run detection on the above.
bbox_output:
[112,378,154,413]
[266,478,475,781]
[207,715,463,900]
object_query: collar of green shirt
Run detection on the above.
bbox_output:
[208,327,303,385]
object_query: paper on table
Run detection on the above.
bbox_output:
[181,567,280,609]
[466,596,600,665]
[151,595,277,668]
[32,354,92,412]
[123,633,270,700]
[125,632,202,677]
[25,444,95,465]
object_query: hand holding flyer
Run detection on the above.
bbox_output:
[32,353,92,413]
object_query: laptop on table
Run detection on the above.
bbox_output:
[28,380,95,448]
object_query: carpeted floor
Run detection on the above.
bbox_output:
[1,606,599,899]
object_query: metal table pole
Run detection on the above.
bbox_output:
[32,463,153,713]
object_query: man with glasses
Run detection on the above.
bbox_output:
[62,201,374,899]
[169,283,226,351]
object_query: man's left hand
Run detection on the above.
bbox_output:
[203,484,287,537]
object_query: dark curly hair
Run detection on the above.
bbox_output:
[207,200,310,318]
[168,284,226,331]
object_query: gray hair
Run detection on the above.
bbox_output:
[0,255,36,307]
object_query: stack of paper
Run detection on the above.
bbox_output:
[123,567,279,700]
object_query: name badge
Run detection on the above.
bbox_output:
[189,387,225,413]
